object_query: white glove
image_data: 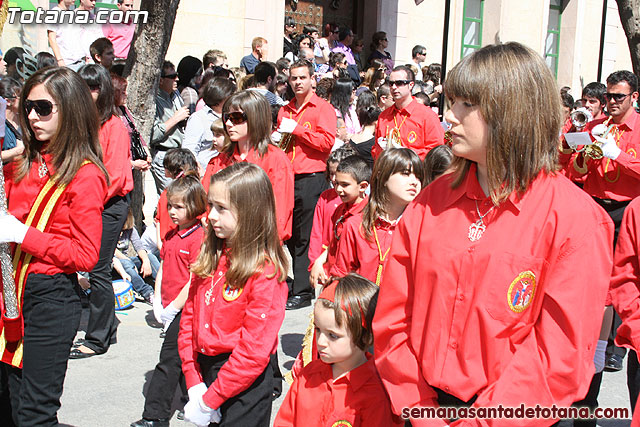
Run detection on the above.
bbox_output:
[160,302,180,326]
[277,117,298,134]
[594,339,607,373]
[184,395,221,426]
[594,133,621,160]
[376,136,388,150]
[0,213,29,244]
[153,295,164,323]
[188,382,208,402]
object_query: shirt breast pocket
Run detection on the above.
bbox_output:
[484,253,547,325]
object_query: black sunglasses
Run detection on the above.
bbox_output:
[387,79,412,87]
[24,99,57,116]
[604,92,633,102]
[223,111,248,125]
[161,73,178,79]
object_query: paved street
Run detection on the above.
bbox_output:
[58,296,633,427]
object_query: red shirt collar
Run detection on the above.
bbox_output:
[310,353,378,390]
[285,93,320,113]
[392,97,419,115]
[614,110,639,131]
[443,163,538,212]
[177,222,202,238]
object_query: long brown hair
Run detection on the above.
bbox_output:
[17,66,108,185]
[191,163,288,287]
[221,90,272,158]
[444,42,561,204]
[361,148,424,240]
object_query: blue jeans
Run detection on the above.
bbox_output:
[120,252,159,299]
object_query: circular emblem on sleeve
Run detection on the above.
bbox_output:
[222,283,243,302]
[507,271,536,313]
[407,131,417,144]
[303,121,312,130]
[331,421,353,427]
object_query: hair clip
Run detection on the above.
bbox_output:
[319,279,367,329]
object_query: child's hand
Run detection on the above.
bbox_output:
[153,295,164,324]
[309,259,328,288]
[183,395,221,426]
[140,259,152,278]
[122,273,132,283]
[160,302,180,326]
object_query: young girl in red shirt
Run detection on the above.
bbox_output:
[0,67,108,426]
[275,274,401,427]
[178,162,289,426]
[132,172,206,427]
[332,148,423,284]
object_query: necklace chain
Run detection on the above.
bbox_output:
[468,200,495,242]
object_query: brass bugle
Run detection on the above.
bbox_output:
[279,132,294,152]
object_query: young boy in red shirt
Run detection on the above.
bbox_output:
[310,155,370,288]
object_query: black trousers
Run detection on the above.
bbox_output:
[198,352,272,427]
[84,195,129,353]
[5,273,82,427]
[628,350,640,411]
[286,173,329,298]
[142,312,187,420]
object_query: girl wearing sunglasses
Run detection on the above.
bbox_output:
[0,67,109,425]
[201,90,294,242]
[70,64,134,359]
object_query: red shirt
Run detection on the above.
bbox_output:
[331,213,397,285]
[5,154,108,275]
[202,144,294,241]
[277,93,336,174]
[373,165,613,426]
[308,187,340,266]
[373,98,444,160]
[608,197,640,352]
[178,252,288,409]
[274,355,401,427]
[568,111,640,201]
[100,115,134,202]
[154,189,176,243]
[323,197,368,273]
[159,223,204,307]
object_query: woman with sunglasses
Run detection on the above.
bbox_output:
[201,90,293,242]
[367,31,394,75]
[0,67,108,425]
[373,43,614,426]
[70,64,133,359]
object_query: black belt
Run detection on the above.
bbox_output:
[294,172,323,180]
[593,197,630,212]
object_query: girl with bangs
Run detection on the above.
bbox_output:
[331,148,423,285]
[178,162,289,426]
[201,90,294,242]
[373,42,614,426]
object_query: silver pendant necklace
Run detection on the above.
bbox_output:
[468,200,495,242]
[38,159,49,179]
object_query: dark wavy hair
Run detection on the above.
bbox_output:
[78,64,117,125]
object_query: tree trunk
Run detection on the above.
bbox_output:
[616,0,640,76]
[123,0,181,232]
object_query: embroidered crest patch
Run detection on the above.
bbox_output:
[507,271,536,313]
[331,421,353,427]
[222,283,243,302]
[407,131,417,144]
